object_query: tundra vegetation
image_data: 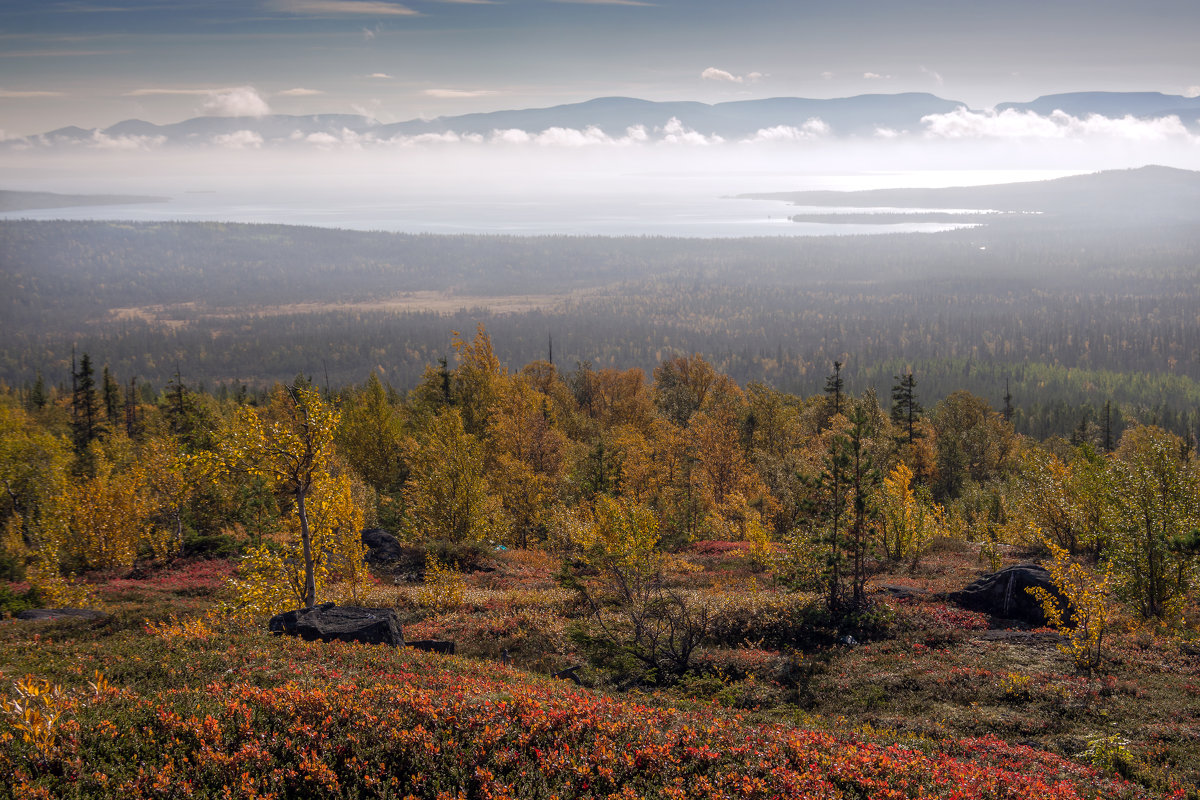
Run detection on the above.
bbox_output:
[2,328,1200,797]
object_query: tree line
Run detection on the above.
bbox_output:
[3,329,1197,632]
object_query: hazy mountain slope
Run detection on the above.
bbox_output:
[743,165,1200,224]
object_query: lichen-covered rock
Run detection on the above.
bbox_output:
[269,603,404,647]
[361,528,405,564]
[949,564,1067,626]
[15,608,107,622]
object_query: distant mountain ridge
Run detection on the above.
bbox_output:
[20,91,1200,148]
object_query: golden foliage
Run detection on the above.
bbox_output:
[879,462,943,562]
[416,553,466,611]
[2,677,70,756]
[1028,539,1118,672]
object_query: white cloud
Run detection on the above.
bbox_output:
[303,129,371,149]
[351,100,383,123]
[393,131,483,145]
[863,72,889,80]
[920,66,944,87]
[89,131,165,150]
[212,130,264,149]
[277,87,323,96]
[744,119,830,143]
[485,124,649,147]
[367,73,392,79]
[1185,85,1200,98]
[700,67,763,85]
[305,132,341,146]
[270,0,419,16]
[125,87,216,96]
[362,26,377,40]
[124,85,273,117]
[0,88,64,98]
[820,71,834,80]
[201,86,271,117]
[701,67,741,84]
[874,127,901,139]
[921,107,1197,142]
[532,126,610,146]
[423,88,498,98]
[659,117,721,145]
[491,128,532,144]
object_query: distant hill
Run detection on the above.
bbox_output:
[0,189,169,212]
[996,91,1200,124]
[742,165,1200,226]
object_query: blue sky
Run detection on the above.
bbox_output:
[2,0,1199,135]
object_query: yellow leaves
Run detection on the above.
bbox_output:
[221,384,340,490]
[1028,539,1117,672]
[406,409,507,544]
[145,614,216,644]
[24,560,97,609]
[3,672,113,757]
[569,494,661,579]
[218,384,366,611]
[2,676,69,756]
[66,446,153,571]
[879,461,943,561]
[417,553,466,612]
[228,471,368,614]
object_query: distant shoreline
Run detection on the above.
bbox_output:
[0,189,169,213]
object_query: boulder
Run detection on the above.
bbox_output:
[407,639,456,655]
[269,603,404,647]
[15,608,107,622]
[949,564,1066,626]
[361,528,405,564]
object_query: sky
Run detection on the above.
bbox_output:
[2,0,1200,136]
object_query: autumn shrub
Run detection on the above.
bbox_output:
[1029,539,1118,673]
[425,538,494,574]
[416,553,466,611]
[560,495,713,684]
[706,588,825,649]
[0,583,40,617]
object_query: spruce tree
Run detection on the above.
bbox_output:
[102,365,122,424]
[29,371,47,411]
[71,352,103,453]
[824,360,844,417]
[890,371,921,444]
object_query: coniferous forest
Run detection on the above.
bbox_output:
[2,212,1199,447]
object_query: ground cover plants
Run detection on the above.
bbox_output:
[2,547,1198,799]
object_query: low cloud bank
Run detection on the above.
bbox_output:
[10,109,1200,154]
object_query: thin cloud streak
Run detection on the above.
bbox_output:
[423,88,499,98]
[0,89,66,98]
[268,0,420,16]
[548,0,655,6]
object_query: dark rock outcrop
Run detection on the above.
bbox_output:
[15,608,107,622]
[552,665,583,685]
[269,603,403,647]
[361,528,405,564]
[407,639,456,655]
[949,564,1066,626]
